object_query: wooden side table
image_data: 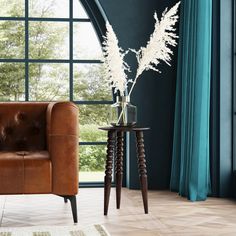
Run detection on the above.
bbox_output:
[99,126,150,215]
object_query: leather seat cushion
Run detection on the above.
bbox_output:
[24,151,52,193]
[0,152,24,194]
[0,151,52,194]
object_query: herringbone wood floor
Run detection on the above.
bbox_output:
[0,188,236,235]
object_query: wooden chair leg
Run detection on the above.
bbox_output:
[60,195,78,223]
[68,196,78,223]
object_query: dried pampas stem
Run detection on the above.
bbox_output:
[128,1,180,97]
[102,22,131,96]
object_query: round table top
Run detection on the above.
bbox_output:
[99,126,150,132]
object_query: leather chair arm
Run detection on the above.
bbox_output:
[46,102,78,139]
[46,102,79,195]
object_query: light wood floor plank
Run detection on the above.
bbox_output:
[0,188,235,235]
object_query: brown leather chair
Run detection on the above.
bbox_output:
[0,102,79,222]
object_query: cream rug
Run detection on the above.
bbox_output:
[0,225,110,236]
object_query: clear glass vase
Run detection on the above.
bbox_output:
[110,96,137,126]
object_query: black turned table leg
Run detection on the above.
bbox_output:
[104,130,116,215]
[135,130,148,214]
[116,131,124,209]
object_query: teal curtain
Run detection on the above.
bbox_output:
[170,0,212,201]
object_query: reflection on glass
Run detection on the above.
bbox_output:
[79,105,109,142]
[73,22,103,60]
[29,22,69,59]
[0,21,25,59]
[79,145,106,182]
[73,0,89,18]
[29,63,69,101]
[29,0,69,18]
[73,63,111,101]
[0,63,25,101]
[0,0,24,17]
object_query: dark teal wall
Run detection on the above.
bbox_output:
[99,0,179,189]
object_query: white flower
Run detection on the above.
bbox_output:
[128,1,180,96]
[102,22,130,96]
[135,2,180,79]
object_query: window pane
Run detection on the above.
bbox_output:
[29,0,69,18]
[79,104,109,142]
[29,63,69,101]
[73,63,112,101]
[0,21,25,59]
[0,0,24,17]
[73,0,89,19]
[29,22,69,59]
[0,63,25,101]
[79,145,106,182]
[73,22,103,60]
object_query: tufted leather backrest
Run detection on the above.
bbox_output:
[0,102,49,151]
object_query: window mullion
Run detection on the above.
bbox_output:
[69,0,73,101]
[25,0,29,101]
[0,17,90,22]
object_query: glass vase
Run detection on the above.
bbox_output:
[110,96,137,127]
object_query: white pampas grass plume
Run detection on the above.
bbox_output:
[102,22,130,96]
[133,1,180,83]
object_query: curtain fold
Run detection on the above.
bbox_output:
[170,0,212,201]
